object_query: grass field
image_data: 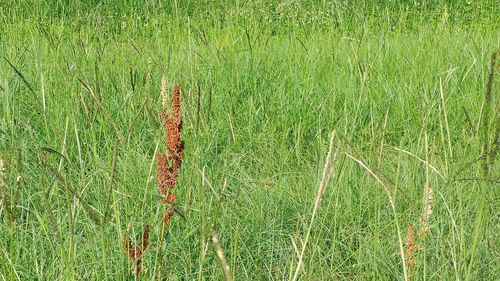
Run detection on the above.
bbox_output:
[1,1,499,280]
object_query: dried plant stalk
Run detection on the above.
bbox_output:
[211,231,233,281]
[156,82,185,281]
[156,84,184,222]
[124,225,151,276]
[123,79,186,279]
[291,130,337,281]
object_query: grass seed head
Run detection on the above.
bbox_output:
[420,186,433,235]
[161,75,168,108]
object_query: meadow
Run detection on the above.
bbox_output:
[0,1,499,280]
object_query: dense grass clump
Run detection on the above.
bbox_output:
[0,1,499,280]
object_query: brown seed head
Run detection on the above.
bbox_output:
[405,223,416,270]
[156,83,184,224]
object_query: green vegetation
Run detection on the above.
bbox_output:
[1,1,499,280]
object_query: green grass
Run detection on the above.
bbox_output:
[1,1,499,280]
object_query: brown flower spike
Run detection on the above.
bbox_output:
[405,223,416,281]
[156,84,184,222]
[123,81,185,278]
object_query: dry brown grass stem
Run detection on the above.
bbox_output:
[290,236,306,275]
[291,130,337,281]
[211,231,233,281]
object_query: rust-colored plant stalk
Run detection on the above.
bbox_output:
[125,225,151,276]
[156,84,184,223]
[155,81,185,280]
[123,79,185,278]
